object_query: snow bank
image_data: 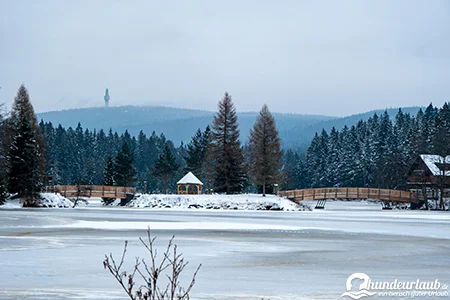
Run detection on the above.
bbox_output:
[0,193,73,208]
[38,193,73,208]
[127,194,310,211]
[0,198,22,209]
[425,198,450,210]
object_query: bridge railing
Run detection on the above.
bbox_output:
[45,185,136,199]
[279,187,418,203]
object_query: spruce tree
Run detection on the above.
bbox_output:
[281,149,300,190]
[153,145,179,193]
[211,92,245,194]
[184,126,211,183]
[248,104,283,196]
[0,104,7,202]
[114,143,136,186]
[8,85,46,204]
[103,156,116,186]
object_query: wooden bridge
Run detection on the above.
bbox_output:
[279,187,419,209]
[46,185,136,200]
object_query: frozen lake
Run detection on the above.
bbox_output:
[0,200,449,299]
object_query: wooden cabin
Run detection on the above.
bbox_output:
[177,172,203,195]
[407,154,450,186]
[407,154,450,200]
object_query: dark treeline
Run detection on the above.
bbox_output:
[39,121,187,193]
[281,103,450,190]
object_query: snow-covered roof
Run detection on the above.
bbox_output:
[177,172,203,185]
[420,154,450,176]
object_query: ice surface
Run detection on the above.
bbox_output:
[0,201,449,300]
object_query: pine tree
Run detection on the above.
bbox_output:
[184,126,211,183]
[337,126,358,187]
[114,143,136,187]
[153,145,179,193]
[248,104,283,196]
[423,103,438,153]
[0,104,7,202]
[7,85,46,204]
[281,149,300,190]
[431,103,450,210]
[325,127,340,186]
[210,92,246,194]
[103,156,116,186]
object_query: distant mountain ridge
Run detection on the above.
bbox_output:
[37,105,422,150]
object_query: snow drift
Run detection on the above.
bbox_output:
[0,193,73,208]
[127,194,310,211]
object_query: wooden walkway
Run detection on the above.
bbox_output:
[46,185,136,199]
[279,187,419,204]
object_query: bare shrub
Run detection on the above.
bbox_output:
[103,227,201,300]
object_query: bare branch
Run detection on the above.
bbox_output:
[103,228,201,300]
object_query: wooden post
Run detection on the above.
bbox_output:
[378,188,381,200]
[388,189,391,201]
[346,187,348,199]
[313,189,316,200]
[64,185,67,198]
[324,189,327,200]
[302,190,304,200]
[357,188,359,198]
[115,186,117,198]
[335,188,338,199]
[294,190,297,200]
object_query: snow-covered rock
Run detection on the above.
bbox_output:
[127,194,310,211]
[0,193,73,208]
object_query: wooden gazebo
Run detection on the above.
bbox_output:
[177,172,203,195]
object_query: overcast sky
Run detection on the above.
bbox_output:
[1,0,449,116]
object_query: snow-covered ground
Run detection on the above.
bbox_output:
[0,193,73,208]
[127,193,310,211]
[2,192,449,212]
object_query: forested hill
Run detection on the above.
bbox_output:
[37,106,334,147]
[37,105,422,149]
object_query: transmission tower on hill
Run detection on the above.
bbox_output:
[104,88,110,107]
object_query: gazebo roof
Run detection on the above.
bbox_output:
[177,172,203,185]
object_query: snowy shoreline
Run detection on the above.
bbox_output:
[126,193,310,211]
[0,193,310,211]
[1,192,448,211]
[0,193,74,208]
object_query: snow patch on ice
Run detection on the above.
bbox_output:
[127,194,310,211]
[57,220,303,231]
